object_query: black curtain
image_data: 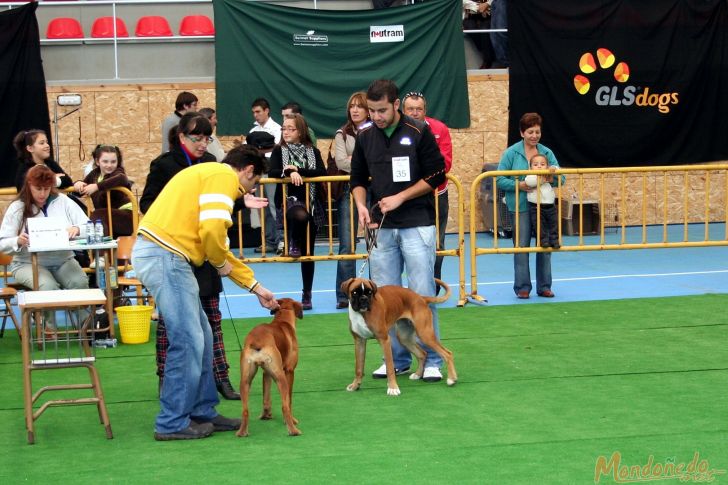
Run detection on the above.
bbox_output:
[0,2,52,188]
[508,0,728,168]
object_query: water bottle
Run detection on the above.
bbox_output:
[86,220,95,244]
[98,265,106,289]
[109,265,118,289]
[94,220,104,243]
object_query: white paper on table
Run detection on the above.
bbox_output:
[27,217,70,250]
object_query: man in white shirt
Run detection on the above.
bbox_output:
[247,98,281,252]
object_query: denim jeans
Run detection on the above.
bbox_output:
[511,211,552,295]
[335,189,358,303]
[369,225,442,369]
[12,258,90,328]
[263,177,279,246]
[490,0,509,67]
[434,190,449,284]
[132,238,219,434]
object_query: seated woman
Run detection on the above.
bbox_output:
[0,165,91,333]
[269,113,326,310]
[13,129,73,192]
[74,144,134,238]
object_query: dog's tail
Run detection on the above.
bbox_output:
[423,279,450,304]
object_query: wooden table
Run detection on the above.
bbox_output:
[29,240,118,338]
[19,289,113,444]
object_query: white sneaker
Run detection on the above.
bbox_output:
[90,257,105,269]
[371,363,410,378]
[422,366,442,382]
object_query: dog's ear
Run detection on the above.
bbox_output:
[294,300,303,319]
[369,280,378,296]
[340,278,354,297]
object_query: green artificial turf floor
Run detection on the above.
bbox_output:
[0,294,726,484]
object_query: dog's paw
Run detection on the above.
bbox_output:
[346,383,361,392]
[387,387,401,396]
[236,429,249,438]
[288,428,302,436]
[259,411,273,420]
[409,373,422,380]
[447,378,457,386]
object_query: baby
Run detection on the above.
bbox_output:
[524,154,560,249]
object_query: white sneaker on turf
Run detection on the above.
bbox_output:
[422,366,442,382]
[371,363,410,378]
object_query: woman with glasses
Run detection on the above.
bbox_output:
[139,112,242,401]
[269,113,326,310]
[333,91,372,309]
[74,145,134,237]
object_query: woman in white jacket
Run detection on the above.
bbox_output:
[0,165,90,332]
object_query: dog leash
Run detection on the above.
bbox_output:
[358,203,386,277]
[221,287,244,351]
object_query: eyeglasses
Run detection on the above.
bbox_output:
[185,134,213,144]
[403,91,425,102]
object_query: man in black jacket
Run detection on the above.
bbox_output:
[141,112,242,400]
[350,79,447,383]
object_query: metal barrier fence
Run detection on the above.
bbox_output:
[4,165,727,307]
[469,164,728,303]
[232,173,470,306]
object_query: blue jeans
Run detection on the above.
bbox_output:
[369,226,442,369]
[511,211,552,295]
[263,177,279,246]
[490,0,509,67]
[132,238,219,433]
[335,189,358,303]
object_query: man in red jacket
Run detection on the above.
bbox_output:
[402,91,453,293]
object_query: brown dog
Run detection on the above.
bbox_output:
[236,298,303,437]
[341,277,457,396]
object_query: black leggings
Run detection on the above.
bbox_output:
[287,205,317,293]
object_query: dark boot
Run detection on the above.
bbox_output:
[301,291,312,310]
[216,379,240,400]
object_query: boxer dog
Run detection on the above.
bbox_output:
[237,298,303,437]
[341,277,457,396]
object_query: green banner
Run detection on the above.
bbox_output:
[213,0,470,137]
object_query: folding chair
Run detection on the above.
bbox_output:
[115,236,153,308]
[0,253,21,339]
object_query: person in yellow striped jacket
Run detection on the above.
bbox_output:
[132,146,278,441]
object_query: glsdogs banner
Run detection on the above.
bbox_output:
[508,0,728,167]
[213,0,469,137]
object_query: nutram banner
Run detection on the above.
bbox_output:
[213,0,469,137]
[508,0,728,167]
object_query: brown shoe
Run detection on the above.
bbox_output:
[336,300,348,309]
[517,291,530,299]
[216,380,240,400]
[537,290,555,298]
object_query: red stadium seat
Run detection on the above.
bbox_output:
[135,16,173,37]
[46,18,84,39]
[91,17,129,38]
[179,15,215,36]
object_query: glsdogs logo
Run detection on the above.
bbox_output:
[370,25,404,43]
[573,48,678,114]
